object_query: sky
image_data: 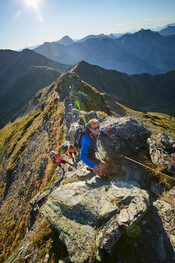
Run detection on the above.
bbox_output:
[0,0,175,50]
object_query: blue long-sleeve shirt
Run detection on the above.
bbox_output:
[80,129,104,168]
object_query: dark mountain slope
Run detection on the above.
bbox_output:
[118,29,175,73]
[0,49,69,128]
[71,61,175,116]
[34,29,175,74]
[0,48,68,72]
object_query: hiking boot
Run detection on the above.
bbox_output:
[99,174,109,180]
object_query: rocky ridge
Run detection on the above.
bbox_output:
[2,72,175,263]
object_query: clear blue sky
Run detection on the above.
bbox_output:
[0,0,175,50]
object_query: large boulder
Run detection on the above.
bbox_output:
[41,177,149,263]
[97,116,151,159]
[148,132,175,174]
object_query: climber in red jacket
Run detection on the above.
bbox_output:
[50,151,73,171]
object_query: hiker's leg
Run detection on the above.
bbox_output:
[99,161,107,176]
[67,152,73,159]
[66,161,73,166]
[70,152,74,161]
[58,164,64,170]
[87,155,101,175]
[61,159,72,167]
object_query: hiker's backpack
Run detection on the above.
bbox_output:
[74,126,85,149]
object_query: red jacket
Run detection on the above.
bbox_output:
[54,155,62,164]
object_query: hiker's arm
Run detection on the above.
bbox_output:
[80,135,95,168]
[100,126,110,134]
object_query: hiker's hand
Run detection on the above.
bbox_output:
[104,126,110,134]
[93,165,100,175]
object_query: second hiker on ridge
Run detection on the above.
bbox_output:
[80,118,110,176]
[66,144,78,161]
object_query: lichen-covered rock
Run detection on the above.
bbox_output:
[157,132,175,150]
[148,132,175,174]
[41,177,149,263]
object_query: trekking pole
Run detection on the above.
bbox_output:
[123,155,175,181]
[108,151,175,181]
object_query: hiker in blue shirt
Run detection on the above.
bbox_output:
[80,118,110,176]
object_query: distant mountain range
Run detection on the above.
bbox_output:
[154,23,175,32]
[34,28,175,74]
[0,49,69,128]
[54,25,175,45]
[25,23,175,50]
[1,23,175,128]
[71,61,175,116]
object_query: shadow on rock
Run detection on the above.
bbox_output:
[59,202,97,227]
[101,197,175,263]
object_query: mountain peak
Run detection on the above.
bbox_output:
[137,28,155,34]
[133,28,161,39]
[57,35,74,46]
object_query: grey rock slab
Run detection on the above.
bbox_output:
[41,178,149,263]
[41,195,96,263]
